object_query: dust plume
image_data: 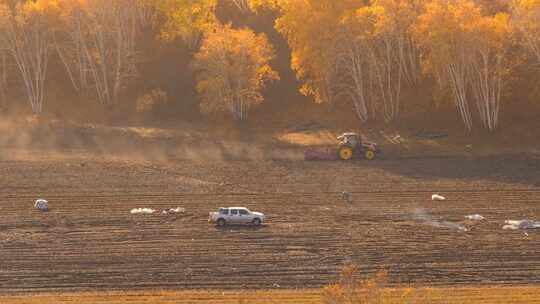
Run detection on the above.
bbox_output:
[0,115,304,162]
[412,208,468,232]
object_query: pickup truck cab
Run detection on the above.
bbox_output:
[209,207,265,226]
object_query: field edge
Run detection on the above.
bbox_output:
[1,286,540,304]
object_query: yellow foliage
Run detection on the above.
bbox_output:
[194,25,278,120]
[512,0,540,61]
[413,0,515,130]
[248,0,281,11]
[0,0,61,27]
[414,0,480,74]
[275,0,419,122]
[275,0,362,103]
[414,1,514,77]
[148,0,217,48]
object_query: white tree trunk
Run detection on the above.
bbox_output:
[58,0,141,108]
[229,0,251,12]
[471,48,506,131]
[0,7,51,114]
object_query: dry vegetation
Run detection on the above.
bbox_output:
[1,287,540,304]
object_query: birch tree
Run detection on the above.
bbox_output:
[275,0,361,106]
[55,0,90,94]
[512,0,540,65]
[56,0,142,108]
[340,0,420,122]
[193,25,278,121]
[415,0,514,130]
[469,13,513,130]
[275,0,420,122]
[87,0,141,107]
[0,0,59,114]
[336,7,376,121]
[414,0,479,130]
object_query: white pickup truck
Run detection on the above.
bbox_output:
[209,207,265,226]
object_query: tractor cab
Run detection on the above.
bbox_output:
[337,132,360,148]
[337,132,378,161]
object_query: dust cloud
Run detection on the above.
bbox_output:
[412,208,468,232]
[0,115,304,162]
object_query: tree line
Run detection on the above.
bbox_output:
[0,0,539,131]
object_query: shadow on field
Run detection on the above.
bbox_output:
[362,153,540,188]
[214,224,267,232]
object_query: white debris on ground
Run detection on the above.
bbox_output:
[465,214,485,221]
[162,207,185,215]
[168,207,185,213]
[503,220,540,230]
[431,194,446,201]
[132,207,185,215]
[34,199,49,211]
[130,208,156,215]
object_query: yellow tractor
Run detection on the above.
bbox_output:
[337,132,379,160]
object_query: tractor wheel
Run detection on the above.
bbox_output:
[365,150,376,160]
[338,146,354,160]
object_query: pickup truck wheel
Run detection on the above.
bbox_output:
[252,218,261,226]
[217,218,226,227]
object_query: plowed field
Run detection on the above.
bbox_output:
[1,151,540,292]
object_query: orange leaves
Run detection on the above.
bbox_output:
[477,13,513,51]
[414,0,514,77]
[512,0,540,61]
[275,0,361,103]
[369,0,416,37]
[0,0,61,27]
[414,0,493,75]
[149,0,217,48]
[414,0,515,130]
[15,0,61,27]
[194,25,278,120]
[21,0,60,14]
[514,0,540,10]
[275,0,420,121]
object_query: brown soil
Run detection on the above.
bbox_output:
[0,144,539,292]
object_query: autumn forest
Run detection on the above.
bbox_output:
[0,0,539,132]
